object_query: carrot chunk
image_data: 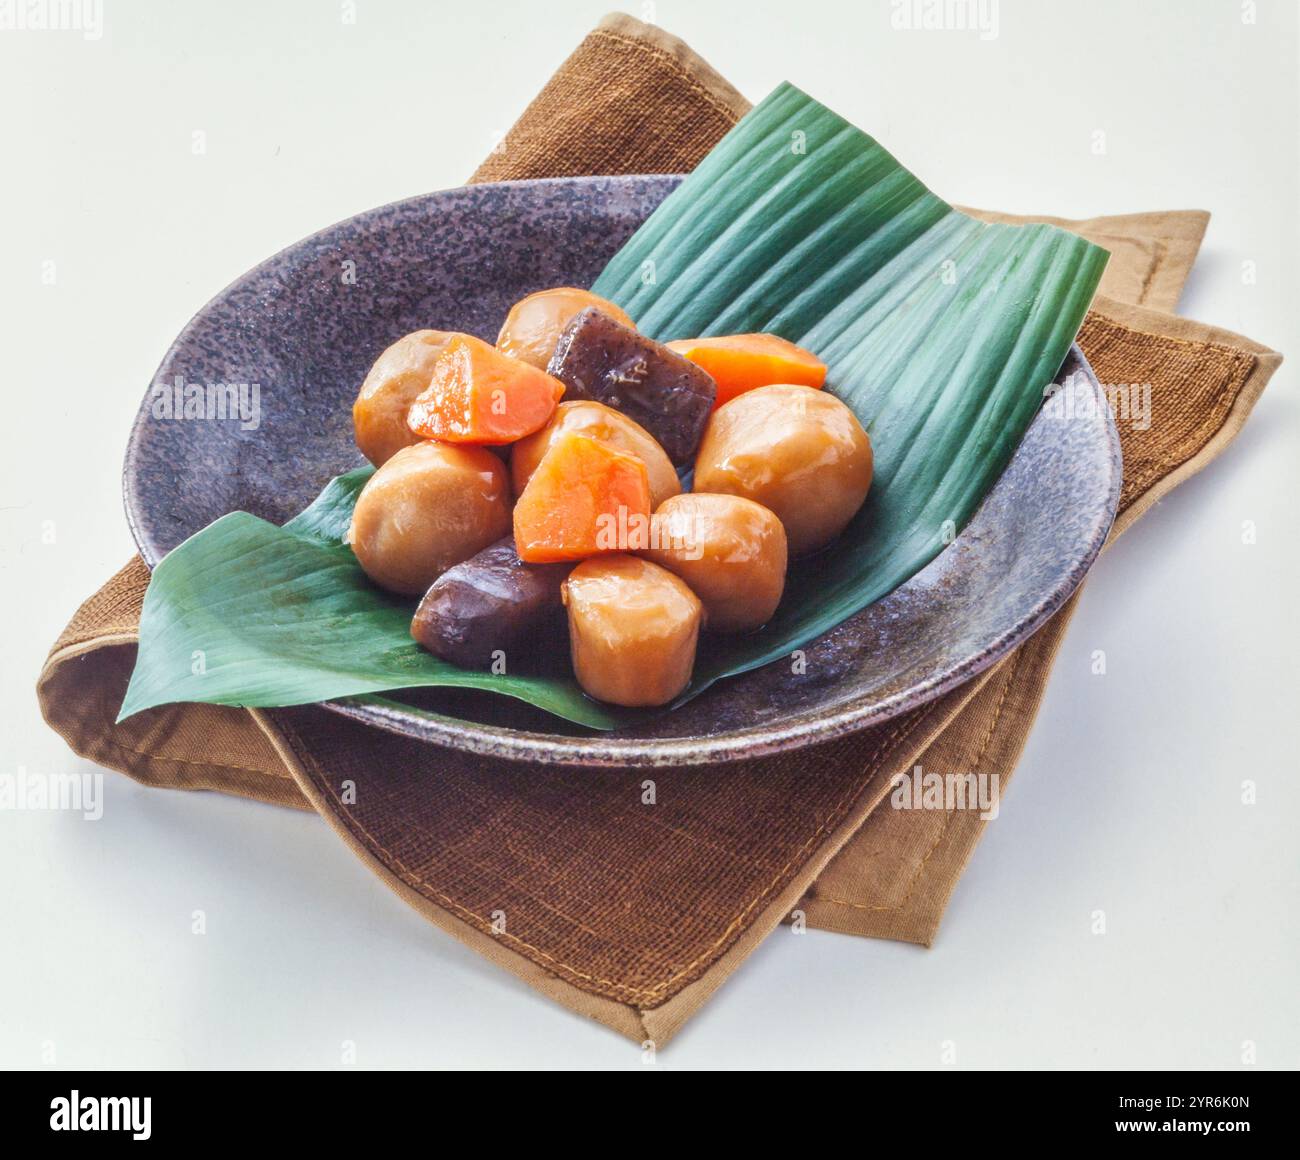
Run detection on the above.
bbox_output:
[513,432,651,563]
[665,333,826,407]
[407,334,564,444]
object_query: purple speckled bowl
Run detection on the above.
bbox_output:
[124,175,1121,767]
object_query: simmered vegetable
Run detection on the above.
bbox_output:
[497,287,635,369]
[341,295,866,696]
[563,556,702,707]
[665,333,826,407]
[347,442,510,594]
[407,334,564,444]
[693,384,872,556]
[411,537,569,669]
[640,493,787,632]
[513,432,651,563]
[547,307,716,466]
[511,400,681,510]
[353,329,456,466]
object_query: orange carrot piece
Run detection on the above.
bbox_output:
[407,334,565,444]
[513,432,651,563]
[665,333,826,407]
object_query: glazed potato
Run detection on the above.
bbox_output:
[496,287,634,370]
[347,442,510,595]
[693,385,873,555]
[511,400,681,509]
[640,493,787,633]
[353,330,456,466]
[563,556,702,707]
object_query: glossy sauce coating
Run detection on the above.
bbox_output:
[665,333,826,406]
[347,442,510,595]
[353,330,456,466]
[411,537,569,669]
[547,308,716,466]
[405,333,564,444]
[511,400,682,509]
[693,384,872,556]
[640,493,787,633]
[496,287,634,370]
[512,432,651,563]
[562,555,702,707]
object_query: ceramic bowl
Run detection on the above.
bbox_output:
[124,175,1121,766]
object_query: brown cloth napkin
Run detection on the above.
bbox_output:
[38,14,1281,1044]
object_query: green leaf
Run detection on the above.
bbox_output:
[119,467,623,729]
[121,82,1105,730]
[592,82,1107,699]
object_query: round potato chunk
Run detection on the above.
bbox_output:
[562,556,702,707]
[496,287,634,370]
[353,330,457,467]
[641,493,787,633]
[693,385,872,556]
[511,400,681,509]
[347,442,510,595]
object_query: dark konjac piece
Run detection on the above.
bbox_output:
[411,538,570,670]
[547,308,717,465]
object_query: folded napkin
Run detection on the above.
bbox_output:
[38,14,1281,1044]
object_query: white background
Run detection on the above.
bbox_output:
[1,0,1296,1069]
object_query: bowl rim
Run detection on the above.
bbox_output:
[122,175,1122,769]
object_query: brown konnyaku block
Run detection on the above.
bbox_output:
[548,307,717,466]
